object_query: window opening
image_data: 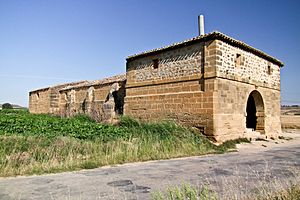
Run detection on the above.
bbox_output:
[235,53,242,68]
[267,65,272,75]
[153,59,159,69]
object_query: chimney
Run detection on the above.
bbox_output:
[198,15,205,36]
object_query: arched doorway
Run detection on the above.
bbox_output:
[246,90,265,133]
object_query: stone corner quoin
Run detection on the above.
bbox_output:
[28,31,283,142]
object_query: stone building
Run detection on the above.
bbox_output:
[29,81,88,115]
[29,75,126,123]
[29,31,283,142]
[58,75,126,123]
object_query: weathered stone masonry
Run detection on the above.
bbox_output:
[59,75,126,123]
[29,81,87,115]
[124,32,283,141]
[29,75,126,124]
[29,31,284,142]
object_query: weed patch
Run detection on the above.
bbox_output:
[0,110,248,176]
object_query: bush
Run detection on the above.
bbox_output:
[2,103,13,109]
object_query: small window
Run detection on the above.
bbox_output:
[235,53,242,68]
[234,53,242,67]
[267,65,272,75]
[153,59,159,69]
[36,93,40,100]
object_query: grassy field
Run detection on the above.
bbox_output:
[0,110,247,177]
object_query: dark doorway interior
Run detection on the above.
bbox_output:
[112,91,123,114]
[246,94,257,130]
[112,82,126,115]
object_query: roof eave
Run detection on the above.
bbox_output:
[126,31,284,67]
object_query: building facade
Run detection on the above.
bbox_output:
[29,31,283,142]
[29,75,126,124]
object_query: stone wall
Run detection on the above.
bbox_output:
[59,75,126,123]
[29,88,51,114]
[29,81,87,114]
[215,40,280,90]
[29,76,126,124]
[125,36,282,142]
[213,78,281,142]
[126,43,203,84]
[125,41,218,136]
[212,40,282,142]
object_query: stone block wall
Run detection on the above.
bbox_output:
[60,85,111,118]
[59,78,126,123]
[212,40,282,142]
[125,36,282,141]
[29,81,87,114]
[29,76,125,124]
[49,87,62,115]
[125,41,218,136]
[29,88,51,114]
[125,80,215,133]
[213,78,281,142]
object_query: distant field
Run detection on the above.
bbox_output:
[281,116,300,129]
[281,106,300,129]
[281,106,300,115]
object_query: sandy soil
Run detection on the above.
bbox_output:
[237,129,300,153]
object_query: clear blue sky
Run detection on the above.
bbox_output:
[0,0,299,106]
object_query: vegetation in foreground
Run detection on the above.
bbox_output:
[0,109,248,177]
[152,183,217,200]
[151,182,300,200]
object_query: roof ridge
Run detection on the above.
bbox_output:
[126,31,283,67]
[29,80,88,93]
[59,74,126,91]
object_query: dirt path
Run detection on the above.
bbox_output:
[0,130,299,200]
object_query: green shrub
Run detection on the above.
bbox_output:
[2,103,13,109]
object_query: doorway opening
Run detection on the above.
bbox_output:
[246,90,265,133]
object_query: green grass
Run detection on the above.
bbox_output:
[0,109,130,141]
[0,110,248,177]
[151,183,217,200]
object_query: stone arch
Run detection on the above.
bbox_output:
[246,90,265,134]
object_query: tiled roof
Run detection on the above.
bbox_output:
[59,74,126,91]
[127,31,284,67]
[29,80,88,93]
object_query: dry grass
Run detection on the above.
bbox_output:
[151,164,300,200]
[0,133,241,177]
[281,115,300,129]
[152,182,300,200]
